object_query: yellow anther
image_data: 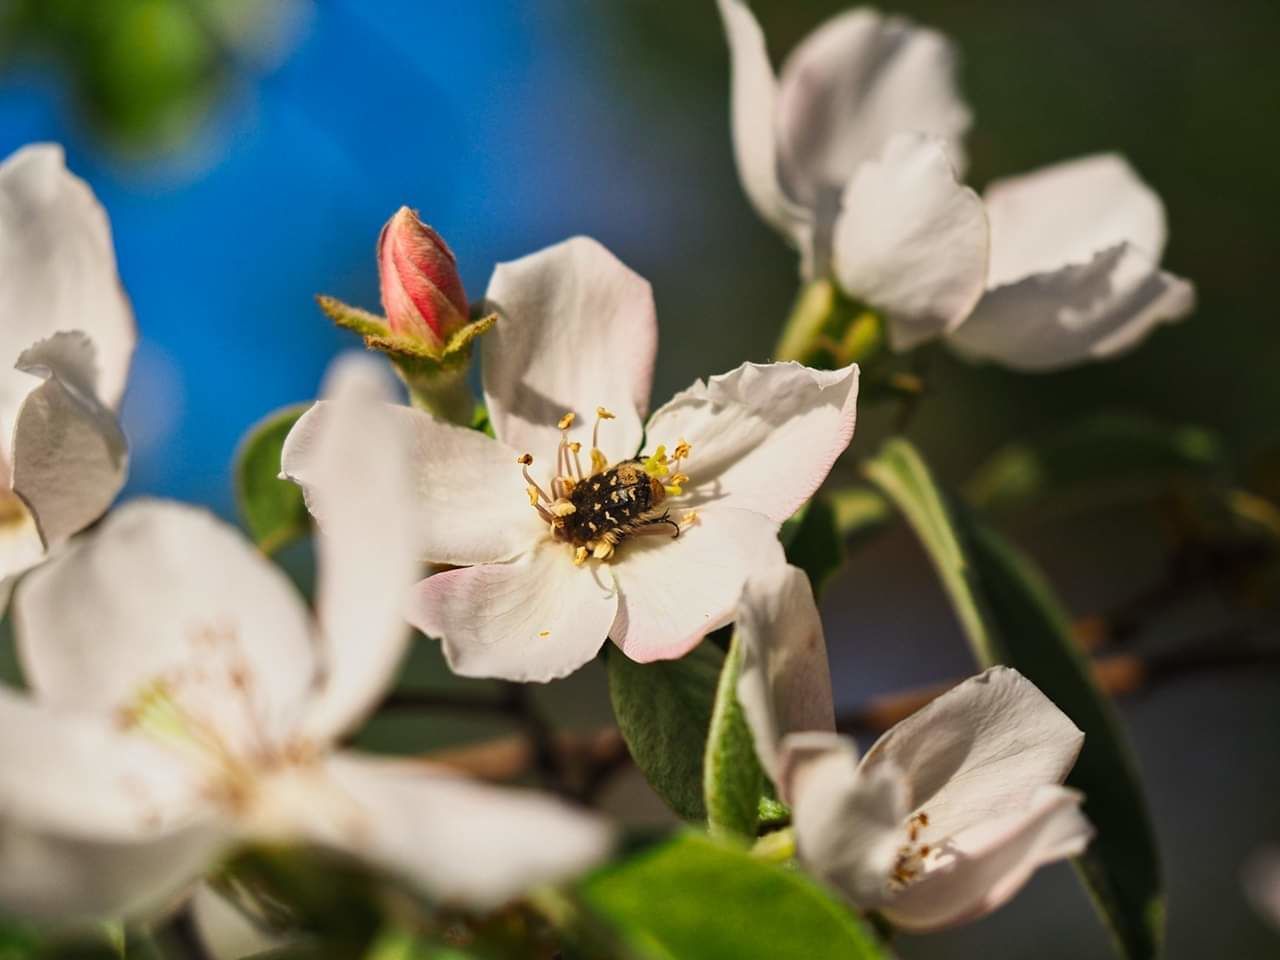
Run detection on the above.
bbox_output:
[550,500,577,517]
[680,510,700,529]
[642,446,670,478]
[590,448,608,475]
[673,440,691,460]
[664,484,684,497]
[517,453,533,465]
[573,546,589,566]
[569,441,582,453]
[596,407,616,420]
[558,412,576,431]
[526,485,541,506]
[538,630,551,638]
[669,472,689,486]
[592,541,615,560]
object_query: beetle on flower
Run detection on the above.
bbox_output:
[735,565,1094,931]
[284,236,859,683]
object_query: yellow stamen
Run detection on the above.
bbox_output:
[664,484,684,497]
[573,546,589,566]
[590,448,608,475]
[642,446,670,478]
[526,485,541,506]
[558,412,576,431]
[596,407,615,420]
[517,453,533,465]
[538,630,551,638]
[673,440,691,461]
[550,500,576,517]
[592,541,614,560]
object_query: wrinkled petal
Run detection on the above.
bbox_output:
[643,362,858,524]
[785,732,909,907]
[832,133,988,350]
[774,9,970,210]
[610,507,784,662]
[859,667,1084,840]
[14,500,317,751]
[409,539,617,682]
[735,565,835,786]
[883,784,1092,931]
[0,144,134,449]
[299,356,423,744]
[0,689,224,922]
[983,153,1167,288]
[482,237,656,465]
[284,398,543,566]
[947,243,1194,371]
[252,753,614,910]
[11,332,128,551]
[715,0,808,242]
[192,884,291,960]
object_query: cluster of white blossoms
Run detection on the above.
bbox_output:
[0,0,1199,950]
[719,0,1194,368]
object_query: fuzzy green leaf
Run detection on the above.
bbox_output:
[703,633,763,839]
[967,414,1225,513]
[234,404,309,555]
[607,642,724,821]
[866,437,1163,960]
[577,832,890,960]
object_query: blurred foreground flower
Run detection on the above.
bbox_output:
[719,2,1193,369]
[736,566,1093,930]
[318,208,494,425]
[285,236,859,683]
[0,357,611,923]
[0,143,135,604]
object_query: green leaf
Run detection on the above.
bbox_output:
[607,642,724,821]
[703,633,762,839]
[781,495,846,596]
[866,438,1162,960]
[234,405,309,554]
[828,485,892,548]
[967,414,1225,512]
[577,832,890,960]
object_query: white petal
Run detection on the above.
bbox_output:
[191,884,291,960]
[832,133,988,350]
[284,397,543,566]
[300,356,424,743]
[14,500,317,751]
[947,243,1194,371]
[482,237,656,466]
[610,507,785,662]
[883,784,1092,931]
[408,539,617,682]
[10,333,128,550]
[0,144,134,443]
[715,0,808,240]
[0,689,224,922]
[983,153,1167,287]
[0,500,45,588]
[264,753,614,910]
[774,9,970,210]
[642,361,858,524]
[858,666,1083,840]
[1243,847,1280,931]
[785,733,909,907]
[734,565,835,787]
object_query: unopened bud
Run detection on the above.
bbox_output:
[377,207,469,350]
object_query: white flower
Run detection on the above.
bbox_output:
[735,565,1094,931]
[0,143,136,600]
[284,237,859,683]
[946,153,1195,370]
[0,356,612,924]
[716,0,988,351]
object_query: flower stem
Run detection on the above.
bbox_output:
[393,356,477,426]
[774,279,884,368]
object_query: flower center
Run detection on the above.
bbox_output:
[518,407,697,564]
[890,810,941,891]
[115,624,313,813]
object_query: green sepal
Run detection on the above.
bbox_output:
[316,294,390,339]
[703,632,763,839]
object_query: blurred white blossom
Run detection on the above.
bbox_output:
[285,236,859,683]
[0,143,136,604]
[0,356,612,924]
[735,565,1093,930]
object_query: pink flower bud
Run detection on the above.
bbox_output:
[377,207,469,349]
